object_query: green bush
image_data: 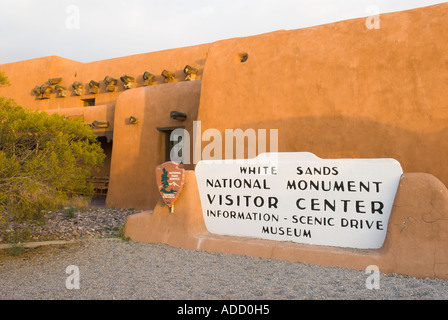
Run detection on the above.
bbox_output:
[64,206,77,219]
[0,71,10,87]
[0,97,105,225]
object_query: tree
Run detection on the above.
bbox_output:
[0,71,10,87]
[160,168,169,193]
[0,97,105,225]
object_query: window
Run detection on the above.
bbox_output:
[81,98,95,107]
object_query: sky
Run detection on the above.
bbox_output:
[0,0,446,64]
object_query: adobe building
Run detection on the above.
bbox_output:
[0,2,447,211]
[1,3,448,279]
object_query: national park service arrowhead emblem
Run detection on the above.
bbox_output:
[156,162,185,212]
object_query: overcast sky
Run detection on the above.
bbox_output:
[0,0,446,64]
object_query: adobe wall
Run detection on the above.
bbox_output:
[0,43,210,207]
[196,3,448,188]
[106,80,202,210]
[0,56,81,110]
[124,171,448,279]
[0,43,211,111]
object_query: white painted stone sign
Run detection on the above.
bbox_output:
[195,152,403,249]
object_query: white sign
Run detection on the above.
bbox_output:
[195,153,403,249]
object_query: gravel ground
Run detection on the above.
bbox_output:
[0,238,447,300]
[0,206,447,301]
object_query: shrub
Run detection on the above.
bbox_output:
[0,98,105,225]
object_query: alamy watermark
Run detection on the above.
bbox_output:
[65,265,80,289]
[365,5,380,30]
[65,5,80,30]
[365,265,380,290]
[169,121,279,166]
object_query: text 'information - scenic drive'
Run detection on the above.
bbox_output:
[195,153,403,249]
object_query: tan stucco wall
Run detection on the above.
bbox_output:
[0,43,210,111]
[197,3,448,187]
[106,80,202,209]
